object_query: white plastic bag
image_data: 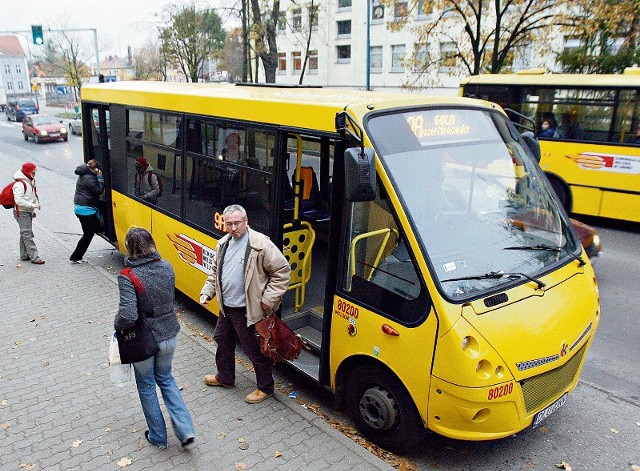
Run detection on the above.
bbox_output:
[109,333,131,387]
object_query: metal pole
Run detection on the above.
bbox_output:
[92,28,101,79]
[366,0,371,91]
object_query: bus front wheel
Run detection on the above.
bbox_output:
[346,365,424,453]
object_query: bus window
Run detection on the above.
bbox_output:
[344,183,428,325]
[183,117,276,235]
[125,110,182,217]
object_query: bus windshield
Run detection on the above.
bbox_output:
[367,107,580,300]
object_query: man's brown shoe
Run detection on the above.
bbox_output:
[203,374,234,388]
[245,389,271,404]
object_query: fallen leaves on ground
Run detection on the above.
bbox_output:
[631,465,640,471]
[1,422,10,430]
[71,439,83,448]
[555,462,572,471]
[610,428,619,433]
[274,451,282,458]
[216,432,226,439]
[19,464,35,470]
[117,457,132,467]
[234,464,247,471]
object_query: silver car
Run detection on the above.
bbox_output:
[68,113,82,135]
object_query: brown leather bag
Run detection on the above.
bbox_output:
[254,315,305,363]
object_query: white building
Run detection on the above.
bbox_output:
[0,36,31,107]
[268,0,570,94]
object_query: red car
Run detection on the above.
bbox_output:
[22,114,68,143]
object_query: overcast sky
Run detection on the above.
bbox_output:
[0,0,233,61]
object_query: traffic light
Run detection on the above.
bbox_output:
[31,25,44,45]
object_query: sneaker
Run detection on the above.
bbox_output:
[70,259,88,264]
[203,374,234,388]
[31,259,45,265]
[245,389,271,404]
[181,436,196,449]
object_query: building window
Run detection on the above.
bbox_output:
[337,45,351,63]
[563,37,583,54]
[439,41,457,71]
[338,0,352,8]
[413,44,427,71]
[278,11,286,32]
[292,8,302,30]
[391,44,406,71]
[370,46,383,73]
[372,0,384,21]
[278,52,287,73]
[309,5,319,29]
[292,51,302,73]
[15,64,22,74]
[7,81,13,90]
[394,1,408,18]
[309,50,318,72]
[17,81,24,90]
[4,65,10,74]
[417,0,435,17]
[337,20,351,37]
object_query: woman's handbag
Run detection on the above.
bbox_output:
[115,267,159,364]
[115,312,159,364]
[254,315,305,364]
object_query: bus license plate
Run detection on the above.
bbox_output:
[532,393,567,428]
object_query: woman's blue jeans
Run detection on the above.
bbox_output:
[133,336,194,447]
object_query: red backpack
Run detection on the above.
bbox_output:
[0,180,27,209]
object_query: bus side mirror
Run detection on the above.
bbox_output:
[521,131,541,163]
[344,147,376,202]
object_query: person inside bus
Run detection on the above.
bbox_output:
[134,156,161,204]
[554,111,585,140]
[538,113,557,139]
[632,126,640,144]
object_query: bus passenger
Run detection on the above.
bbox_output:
[632,127,640,144]
[134,157,161,204]
[554,112,584,140]
[199,204,291,404]
[69,159,104,264]
[538,119,556,138]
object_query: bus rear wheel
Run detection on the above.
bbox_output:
[346,365,424,453]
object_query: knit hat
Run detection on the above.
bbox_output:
[135,157,148,169]
[22,162,38,178]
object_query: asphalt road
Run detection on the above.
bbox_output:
[1,111,639,470]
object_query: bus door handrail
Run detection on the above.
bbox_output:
[349,228,399,280]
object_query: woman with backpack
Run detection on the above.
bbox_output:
[7,162,44,264]
[70,159,104,264]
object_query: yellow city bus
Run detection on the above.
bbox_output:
[460,70,640,223]
[81,81,599,451]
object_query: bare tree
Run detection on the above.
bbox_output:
[131,40,164,80]
[249,0,280,83]
[385,0,565,87]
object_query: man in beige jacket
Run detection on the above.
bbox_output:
[200,204,291,403]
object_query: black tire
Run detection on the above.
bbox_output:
[69,124,75,135]
[546,174,571,211]
[346,365,425,453]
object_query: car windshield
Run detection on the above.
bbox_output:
[18,100,35,107]
[32,116,59,125]
[366,107,580,301]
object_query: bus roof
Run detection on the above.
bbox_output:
[81,81,494,133]
[460,73,640,89]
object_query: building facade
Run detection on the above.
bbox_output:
[268,0,568,94]
[0,36,31,108]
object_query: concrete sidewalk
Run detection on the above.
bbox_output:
[0,155,393,470]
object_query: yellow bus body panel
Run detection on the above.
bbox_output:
[329,295,439,425]
[539,140,640,221]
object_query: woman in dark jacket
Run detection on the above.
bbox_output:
[70,159,104,263]
[114,227,195,449]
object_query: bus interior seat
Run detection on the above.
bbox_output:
[295,166,330,222]
[370,240,420,299]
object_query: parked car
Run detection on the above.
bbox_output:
[6,97,39,122]
[570,218,601,259]
[68,112,82,135]
[22,115,69,143]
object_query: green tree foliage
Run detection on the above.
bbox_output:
[158,3,226,82]
[385,0,563,85]
[557,0,640,73]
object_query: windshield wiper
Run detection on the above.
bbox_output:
[441,271,545,289]
[504,244,585,267]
